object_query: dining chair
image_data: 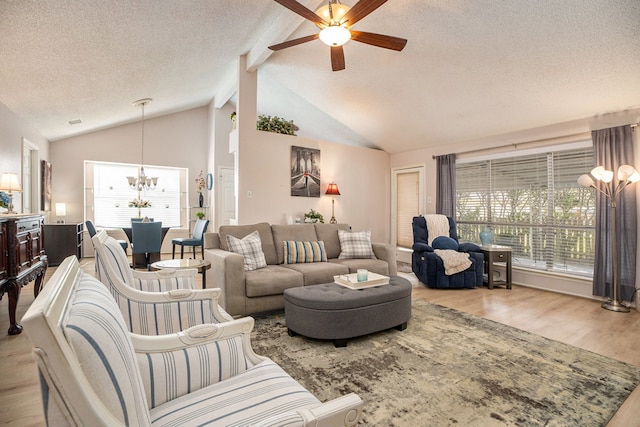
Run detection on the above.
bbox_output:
[131,217,154,222]
[172,219,209,259]
[85,219,128,253]
[131,221,162,270]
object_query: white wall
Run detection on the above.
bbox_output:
[51,107,210,223]
[236,129,391,243]
[0,101,50,214]
[44,99,392,261]
[51,107,211,254]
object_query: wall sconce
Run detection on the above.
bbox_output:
[325,182,341,224]
[0,173,23,214]
[55,203,67,223]
[578,164,640,312]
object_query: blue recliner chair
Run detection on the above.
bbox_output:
[412,216,484,289]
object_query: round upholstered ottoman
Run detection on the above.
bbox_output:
[283,276,412,347]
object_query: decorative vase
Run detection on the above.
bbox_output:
[479,226,494,245]
[198,192,204,208]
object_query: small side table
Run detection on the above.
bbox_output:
[479,245,512,290]
[150,259,211,289]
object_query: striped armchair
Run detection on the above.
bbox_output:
[92,229,195,292]
[22,257,363,427]
[91,230,233,334]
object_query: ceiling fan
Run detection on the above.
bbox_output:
[268,0,407,71]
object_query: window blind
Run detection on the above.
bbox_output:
[456,145,595,275]
[85,161,187,228]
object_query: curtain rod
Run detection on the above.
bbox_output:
[431,131,593,160]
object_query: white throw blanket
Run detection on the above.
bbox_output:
[434,249,472,275]
[424,214,450,246]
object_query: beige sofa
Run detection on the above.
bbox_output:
[204,222,397,316]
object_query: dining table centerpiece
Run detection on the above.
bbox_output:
[129,198,151,218]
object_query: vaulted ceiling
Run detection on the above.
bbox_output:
[1,0,639,154]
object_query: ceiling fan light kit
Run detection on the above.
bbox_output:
[319,25,351,46]
[269,0,407,71]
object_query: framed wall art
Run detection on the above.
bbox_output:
[290,145,320,197]
[41,160,51,211]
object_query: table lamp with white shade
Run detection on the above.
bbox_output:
[55,203,67,223]
[0,173,22,214]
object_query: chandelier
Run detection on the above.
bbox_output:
[127,98,158,191]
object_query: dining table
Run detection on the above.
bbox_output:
[121,225,177,245]
[120,224,180,268]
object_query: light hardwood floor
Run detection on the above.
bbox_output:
[1,261,639,426]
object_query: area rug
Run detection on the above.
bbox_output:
[250,299,640,426]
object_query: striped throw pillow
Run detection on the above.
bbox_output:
[283,241,327,264]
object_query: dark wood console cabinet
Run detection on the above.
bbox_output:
[0,214,48,335]
[44,223,83,266]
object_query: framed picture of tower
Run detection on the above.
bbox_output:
[290,145,320,197]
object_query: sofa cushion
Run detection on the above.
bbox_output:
[338,230,377,259]
[282,262,349,286]
[227,231,267,271]
[149,359,320,426]
[272,224,318,264]
[330,258,391,276]
[283,241,328,264]
[313,223,351,259]
[219,222,278,265]
[245,265,304,297]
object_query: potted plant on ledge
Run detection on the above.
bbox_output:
[304,209,324,223]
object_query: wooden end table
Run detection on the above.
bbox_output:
[479,245,512,290]
[150,259,211,289]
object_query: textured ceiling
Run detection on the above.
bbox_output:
[1,0,639,154]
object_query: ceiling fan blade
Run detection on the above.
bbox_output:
[274,0,327,26]
[331,46,346,71]
[269,34,319,51]
[351,30,407,51]
[340,0,388,27]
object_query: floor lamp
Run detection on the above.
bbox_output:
[578,165,640,312]
[325,182,341,224]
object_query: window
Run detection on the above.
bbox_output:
[455,143,595,275]
[85,161,187,228]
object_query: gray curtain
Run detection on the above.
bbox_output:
[592,125,637,300]
[436,154,456,217]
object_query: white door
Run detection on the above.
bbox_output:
[218,167,236,228]
[392,166,425,248]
